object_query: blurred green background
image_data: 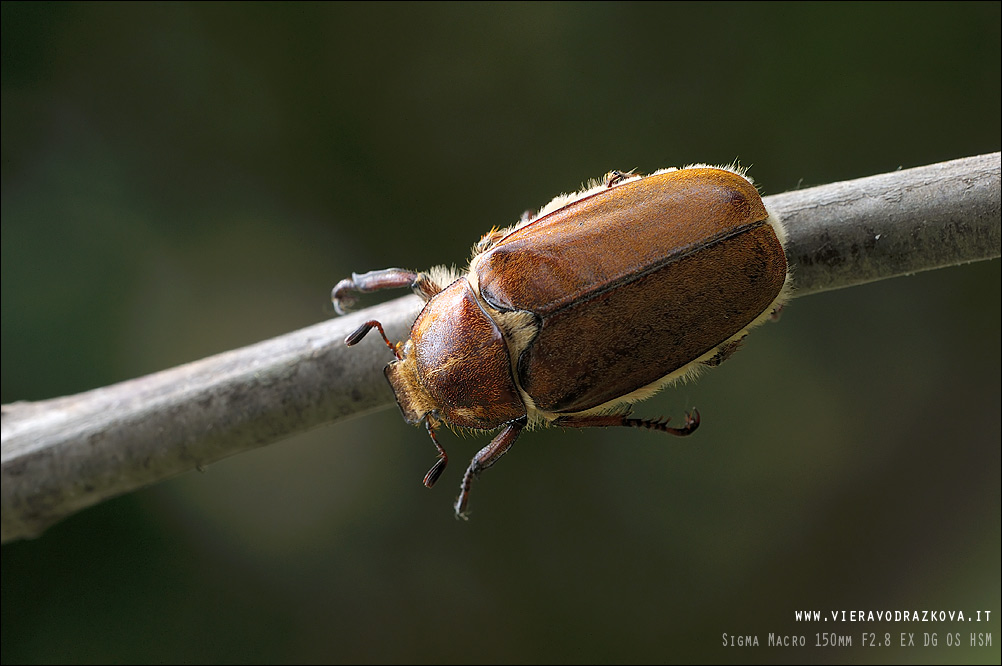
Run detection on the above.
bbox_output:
[2,3,999,664]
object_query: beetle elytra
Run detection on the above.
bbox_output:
[333,165,791,518]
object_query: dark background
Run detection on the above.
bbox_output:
[2,3,999,664]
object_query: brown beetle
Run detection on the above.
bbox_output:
[333,166,790,518]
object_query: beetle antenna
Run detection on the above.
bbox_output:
[422,419,449,488]
[344,320,402,360]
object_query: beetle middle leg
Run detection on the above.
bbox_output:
[455,416,527,520]
[554,409,700,436]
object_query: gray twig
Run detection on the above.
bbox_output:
[2,152,999,543]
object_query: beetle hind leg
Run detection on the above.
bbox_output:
[622,409,700,436]
[554,408,700,437]
[455,417,526,520]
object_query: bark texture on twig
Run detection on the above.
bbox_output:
[2,152,999,542]
[771,152,1000,296]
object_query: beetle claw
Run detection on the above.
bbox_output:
[331,279,358,315]
[454,489,471,520]
[331,268,426,314]
[682,408,701,433]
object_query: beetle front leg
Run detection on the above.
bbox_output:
[331,268,443,314]
[455,416,527,520]
[554,409,700,437]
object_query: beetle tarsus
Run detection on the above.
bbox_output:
[623,408,700,436]
[331,268,423,314]
[554,408,700,437]
[454,418,525,519]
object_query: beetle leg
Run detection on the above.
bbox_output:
[623,409,700,436]
[603,169,637,187]
[701,337,745,367]
[422,418,449,488]
[554,408,700,437]
[331,268,443,314]
[455,416,527,520]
